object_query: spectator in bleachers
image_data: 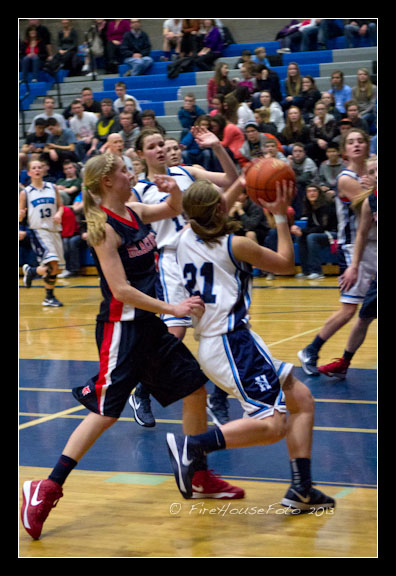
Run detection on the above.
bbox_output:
[344,100,370,134]
[20,25,48,84]
[254,65,282,103]
[300,75,322,123]
[328,70,352,115]
[344,20,377,48]
[236,62,257,94]
[112,81,141,114]
[275,19,305,53]
[224,88,256,131]
[123,99,143,127]
[321,90,342,123]
[233,49,253,70]
[179,116,214,170]
[87,97,121,156]
[194,19,223,71]
[263,138,288,162]
[141,109,166,136]
[253,108,280,137]
[281,62,303,111]
[279,105,311,156]
[162,19,183,61]
[228,188,270,254]
[55,159,82,206]
[307,99,339,166]
[252,46,271,68]
[209,93,225,117]
[106,19,131,73]
[254,90,285,132]
[121,19,153,76]
[104,133,135,174]
[20,118,49,167]
[291,184,338,280]
[118,110,141,153]
[45,20,82,76]
[239,122,282,163]
[209,113,244,167]
[207,61,236,111]
[180,19,201,57]
[352,68,377,130]
[58,205,82,278]
[178,93,206,139]
[300,19,344,51]
[44,117,78,178]
[318,143,346,199]
[27,19,53,60]
[287,142,318,218]
[28,96,67,134]
[79,86,102,117]
[81,19,109,76]
[68,99,98,162]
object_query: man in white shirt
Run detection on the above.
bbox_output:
[28,96,67,134]
[68,99,98,162]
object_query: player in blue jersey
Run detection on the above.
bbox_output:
[20,153,243,541]
[166,175,335,511]
[298,129,376,376]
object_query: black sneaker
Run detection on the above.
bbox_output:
[22,264,35,288]
[298,346,320,376]
[42,296,63,307]
[281,484,335,513]
[206,395,229,426]
[166,433,204,499]
[129,392,155,427]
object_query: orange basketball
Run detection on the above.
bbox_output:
[245,157,296,204]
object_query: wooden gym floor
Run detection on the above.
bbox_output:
[19,272,377,557]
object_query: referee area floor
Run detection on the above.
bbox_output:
[19,274,377,557]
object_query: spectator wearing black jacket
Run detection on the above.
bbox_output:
[120,19,153,76]
[291,185,338,279]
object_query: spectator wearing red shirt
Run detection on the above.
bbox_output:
[59,206,81,277]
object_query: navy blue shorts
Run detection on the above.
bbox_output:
[72,315,207,418]
[359,275,377,319]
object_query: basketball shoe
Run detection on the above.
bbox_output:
[191,470,245,499]
[166,433,203,498]
[318,357,350,380]
[21,479,63,539]
[298,346,320,376]
[281,484,335,512]
[22,264,35,288]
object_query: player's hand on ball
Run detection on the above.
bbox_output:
[257,180,295,215]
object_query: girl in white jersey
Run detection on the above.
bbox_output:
[298,129,375,376]
[19,159,65,307]
[129,127,239,431]
[167,176,335,511]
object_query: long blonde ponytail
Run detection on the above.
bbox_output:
[83,154,118,246]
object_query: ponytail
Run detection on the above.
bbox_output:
[82,154,118,246]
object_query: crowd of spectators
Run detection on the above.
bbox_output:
[19,19,377,279]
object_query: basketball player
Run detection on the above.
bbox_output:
[298,129,376,376]
[19,159,65,307]
[20,153,241,541]
[167,176,335,512]
[318,156,377,378]
[128,127,240,430]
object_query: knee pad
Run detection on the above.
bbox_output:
[44,274,57,286]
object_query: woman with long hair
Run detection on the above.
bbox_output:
[166,176,335,512]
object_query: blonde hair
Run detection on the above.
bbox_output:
[83,153,119,246]
[182,180,241,245]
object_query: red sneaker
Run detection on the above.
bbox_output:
[318,357,350,380]
[21,479,63,539]
[191,470,245,499]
